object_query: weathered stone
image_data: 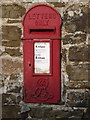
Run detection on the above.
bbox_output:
[47,110,68,118]
[64,4,90,33]
[83,108,90,119]
[67,90,90,107]
[47,109,84,119]
[2,3,26,18]
[2,58,23,74]
[63,34,74,44]
[2,40,21,47]
[2,105,21,118]
[50,2,65,7]
[2,26,21,41]
[66,81,90,89]
[29,107,52,118]
[63,33,86,45]
[10,74,19,80]
[5,48,22,56]
[66,64,89,81]
[8,86,21,93]
[0,74,4,87]
[2,93,17,105]
[64,22,77,33]
[7,19,22,23]
[69,46,90,62]
[62,49,67,63]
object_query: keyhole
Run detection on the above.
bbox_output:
[29,64,31,67]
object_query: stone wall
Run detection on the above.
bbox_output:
[0,1,90,120]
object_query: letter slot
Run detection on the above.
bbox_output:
[30,27,56,34]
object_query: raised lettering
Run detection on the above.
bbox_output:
[35,20,49,26]
[29,13,56,20]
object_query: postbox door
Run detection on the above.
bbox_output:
[23,39,61,103]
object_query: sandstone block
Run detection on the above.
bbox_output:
[29,107,52,118]
[2,3,26,18]
[5,48,22,56]
[2,58,23,74]
[2,40,20,47]
[2,26,22,41]
[66,64,89,81]
[2,105,21,119]
[69,46,90,62]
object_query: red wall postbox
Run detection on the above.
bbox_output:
[22,4,62,103]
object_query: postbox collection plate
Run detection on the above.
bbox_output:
[34,42,50,74]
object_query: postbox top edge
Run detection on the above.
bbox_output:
[22,4,62,25]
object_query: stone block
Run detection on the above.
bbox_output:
[83,108,90,119]
[47,109,84,119]
[0,73,4,87]
[2,3,26,18]
[66,64,89,81]
[50,2,66,7]
[63,4,90,33]
[63,33,86,45]
[69,46,90,62]
[2,93,17,105]
[2,58,23,74]
[7,19,22,23]
[66,81,90,89]
[2,26,22,41]
[8,86,21,93]
[66,90,90,107]
[47,110,68,119]
[5,48,22,56]
[29,107,52,118]
[2,105,21,119]
[62,49,67,63]
[2,40,21,47]
[10,74,19,80]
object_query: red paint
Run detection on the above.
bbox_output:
[22,4,62,103]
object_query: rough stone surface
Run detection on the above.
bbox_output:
[2,105,21,118]
[2,93,17,105]
[2,58,23,74]
[66,64,89,81]
[2,3,26,18]
[2,40,21,47]
[7,86,22,93]
[83,108,90,120]
[62,49,67,63]
[7,19,22,23]
[29,107,52,118]
[66,81,90,89]
[2,26,22,41]
[5,48,22,56]
[50,2,66,7]
[69,46,90,62]
[67,90,90,107]
[47,109,84,119]
[63,3,90,33]
[63,33,86,44]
